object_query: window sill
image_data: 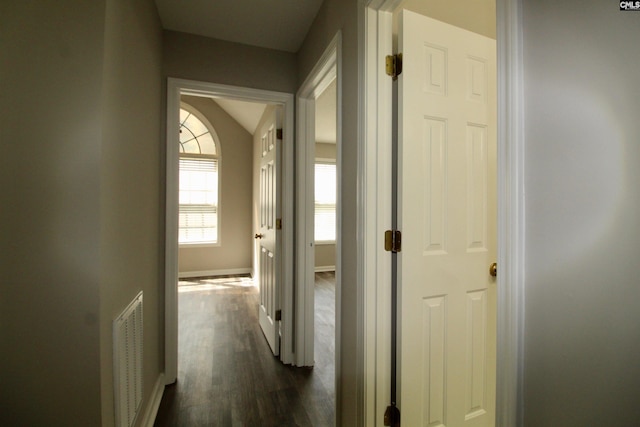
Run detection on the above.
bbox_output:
[179,242,220,249]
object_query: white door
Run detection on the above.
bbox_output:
[397,10,497,426]
[257,107,282,356]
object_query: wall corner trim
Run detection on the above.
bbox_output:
[496,0,526,425]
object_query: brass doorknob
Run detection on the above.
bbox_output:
[254,233,264,239]
[489,262,497,277]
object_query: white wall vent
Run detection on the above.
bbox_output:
[113,291,143,427]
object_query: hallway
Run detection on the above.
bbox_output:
[154,274,335,426]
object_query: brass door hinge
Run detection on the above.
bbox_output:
[275,309,282,321]
[276,218,282,230]
[385,53,403,80]
[384,230,402,252]
[276,128,283,140]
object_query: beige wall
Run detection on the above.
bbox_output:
[178,96,253,275]
[315,244,336,270]
[522,0,640,424]
[315,141,337,160]
[100,1,163,425]
[1,2,105,423]
[399,0,496,39]
[0,0,164,425]
[297,0,360,423]
[163,30,298,94]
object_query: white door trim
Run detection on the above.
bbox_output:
[164,78,295,383]
[361,0,525,425]
[361,7,395,426]
[295,32,342,372]
[495,0,526,424]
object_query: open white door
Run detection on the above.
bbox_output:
[257,107,282,356]
[397,10,497,426]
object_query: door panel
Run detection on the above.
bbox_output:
[398,10,496,427]
[258,108,281,356]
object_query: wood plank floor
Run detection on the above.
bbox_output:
[154,273,336,427]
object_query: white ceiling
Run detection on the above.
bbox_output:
[210,85,337,141]
[210,77,336,141]
[154,0,325,53]
[212,98,267,135]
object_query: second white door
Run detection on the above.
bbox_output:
[258,107,282,356]
[398,10,497,427]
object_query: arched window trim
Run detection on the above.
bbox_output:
[179,101,222,158]
[178,101,222,247]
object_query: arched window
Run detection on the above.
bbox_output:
[179,104,220,245]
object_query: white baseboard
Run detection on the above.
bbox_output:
[140,373,165,427]
[315,265,335,273]
[178,268,252,279]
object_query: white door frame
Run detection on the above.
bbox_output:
[295,33,342,371]
[164,78,295,383]
[361,0,525,425]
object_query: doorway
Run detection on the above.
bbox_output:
[296,33,341,364]
[296,32,341,424]
[164,79,295,383]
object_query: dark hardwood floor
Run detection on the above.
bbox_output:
[154,273,336,427]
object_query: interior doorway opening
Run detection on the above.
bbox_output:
[296,32,342,424]
[313,75,338,415]
[165,79,295,383]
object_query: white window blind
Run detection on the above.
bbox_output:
[315,162,336,242]
[179,157,218,244]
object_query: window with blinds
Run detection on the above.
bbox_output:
[179,106,219,245]
[315,162,336,242]
[179,157,218,243]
